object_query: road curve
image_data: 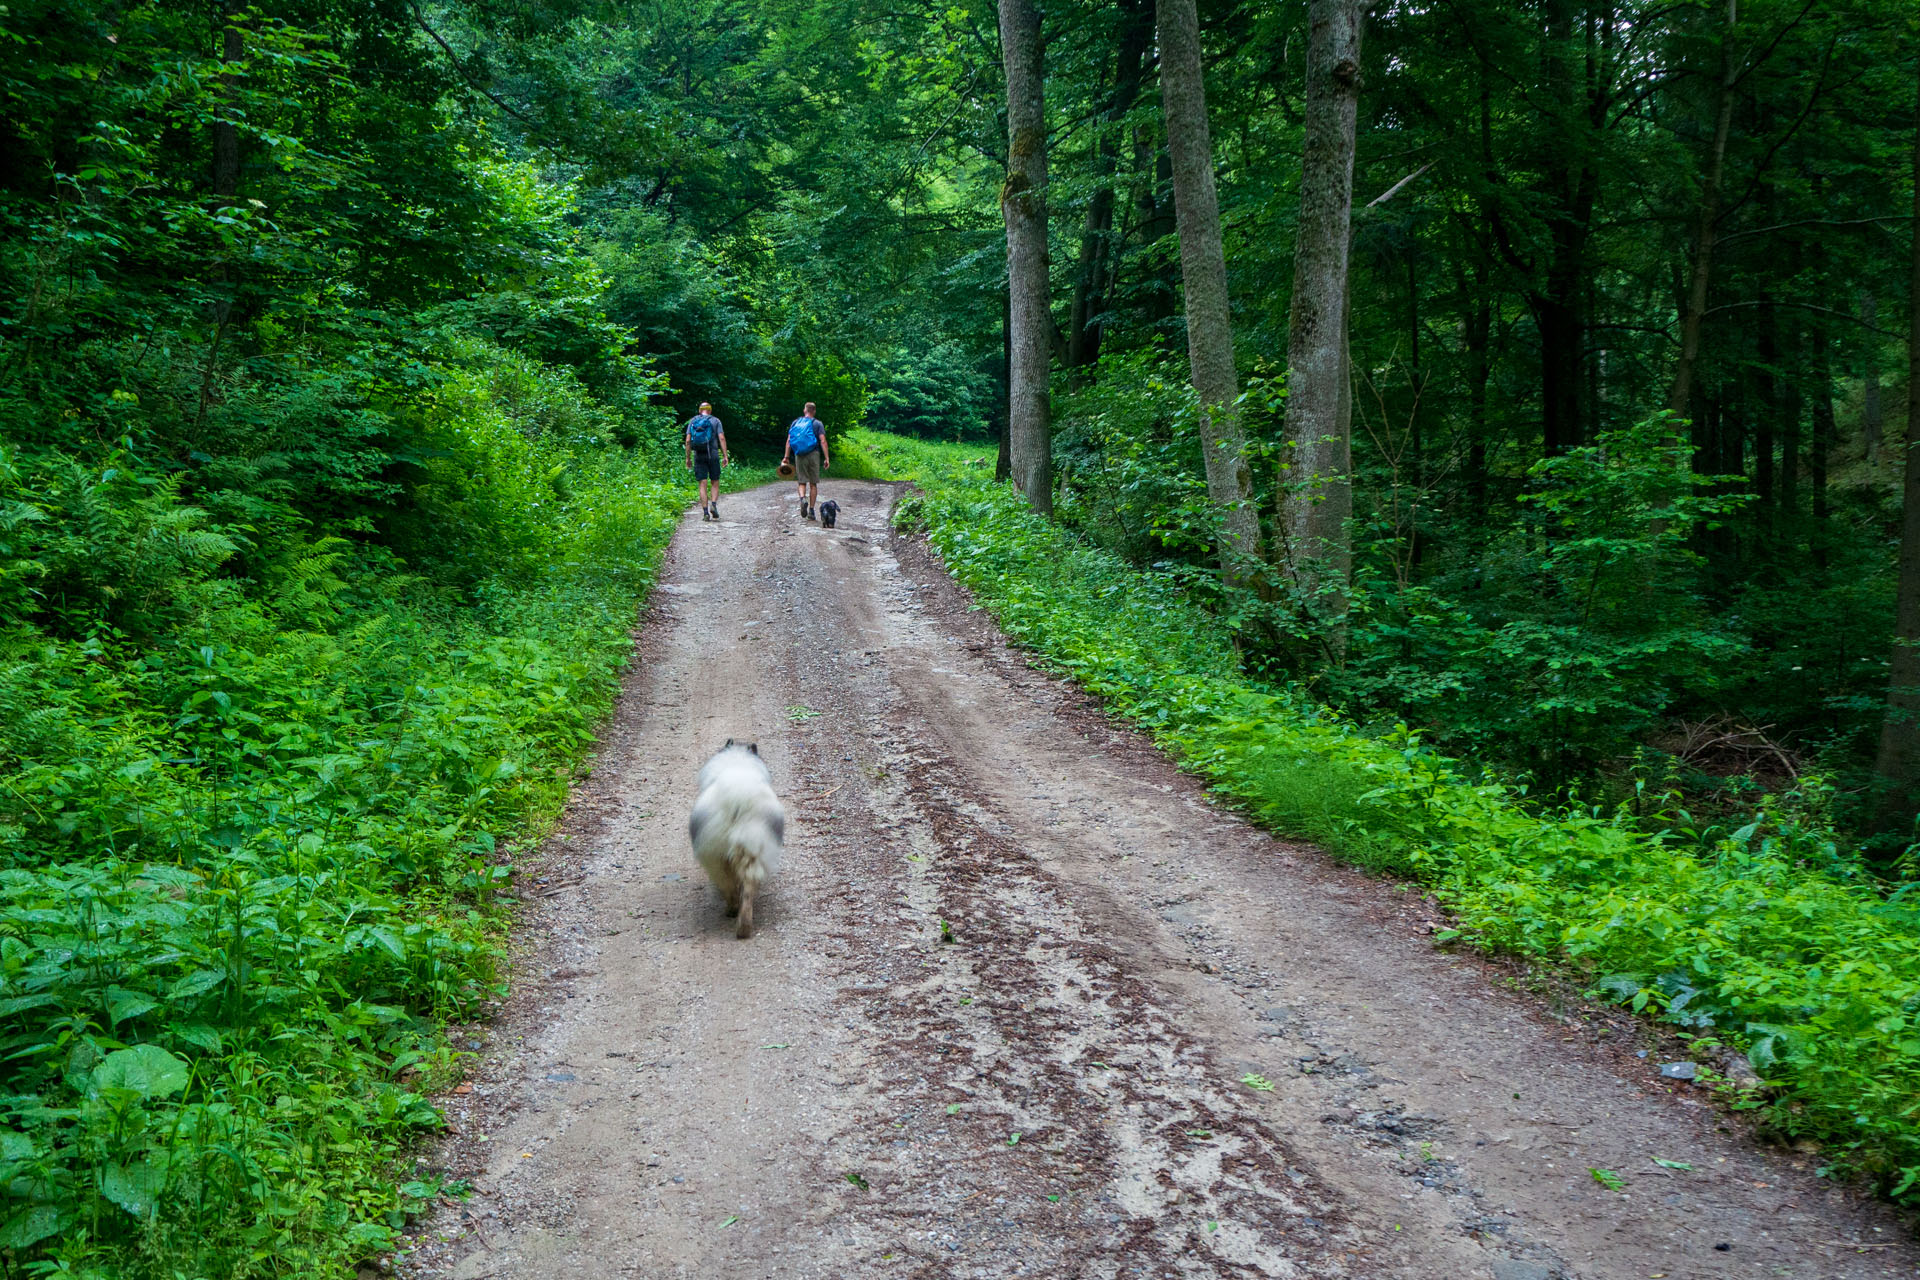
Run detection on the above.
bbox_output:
[403,479,1917,1280]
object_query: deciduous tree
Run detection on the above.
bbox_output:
[1000,0,1053,513]
[1280,0,1365,623]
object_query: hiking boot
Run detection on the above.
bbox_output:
[709,503,719,520]
[701,507,711,521]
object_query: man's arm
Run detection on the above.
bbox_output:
[820,426,830,468]
[684,424,693,468]
[717,427,730,464]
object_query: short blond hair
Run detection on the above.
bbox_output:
[699,402,712,412]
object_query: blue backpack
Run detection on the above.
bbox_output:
[787,416,821,453]
[688,413,720,447]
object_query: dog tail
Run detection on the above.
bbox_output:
[731,812,782,940]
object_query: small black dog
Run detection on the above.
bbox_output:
[818,500,839,529]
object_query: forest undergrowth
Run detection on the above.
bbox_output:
[858,427,1920,1210]
[0,365,686,1276]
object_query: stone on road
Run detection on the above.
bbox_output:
[404,481,1916,1279]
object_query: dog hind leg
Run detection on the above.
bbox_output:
[736,884,754,939]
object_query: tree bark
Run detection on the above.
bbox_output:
[1778,326,1802,523]
[1465,252,1491,527]
[1279,0,1365,626]
[1809,330,1834,570]
[1872,71,1920,821]
[201,11,244,424]
[213,20,242,205]
[1156,0,1261,578]
[1753,303,1777,504]
[1125,123,1179,324]
[1536,274,1584,452]
[1531,0,1596,453]
[999,0,1052,513]
[1067,0,1151,371]
[997,281,1013,482]
[1863,291,1884,465]
[1667,0,1739,422]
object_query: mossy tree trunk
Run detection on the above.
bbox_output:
[999,0,1052,513]
[1873,70,1920,826]
[1279,0,1365,634]
[1157,0,1261,583]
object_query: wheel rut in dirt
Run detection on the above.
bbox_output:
[404,480,1918,1280]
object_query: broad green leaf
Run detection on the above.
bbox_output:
[0,1204,66,1249]
[105,986,159,1026]
[92,1045,191,1100]
[168,969,225,1000]
[102,1156,168,1217]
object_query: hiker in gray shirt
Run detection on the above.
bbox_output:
[685,402,730,521]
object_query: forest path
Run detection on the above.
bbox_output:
[403,481,1916,1280]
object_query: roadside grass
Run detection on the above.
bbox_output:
[847,426,1920,1206]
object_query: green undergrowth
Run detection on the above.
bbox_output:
[0,361,685,1275]
[855,428,1920,1204]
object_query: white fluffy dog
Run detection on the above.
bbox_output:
[688,740,785,938]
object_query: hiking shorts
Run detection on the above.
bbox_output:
[693,451,722,482]
[793,450,821,484]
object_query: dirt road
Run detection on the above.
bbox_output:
[404,480,1917,1280]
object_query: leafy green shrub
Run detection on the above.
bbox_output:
[859,427,1920,1205]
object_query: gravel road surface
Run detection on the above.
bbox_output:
[402,480,1918,1280]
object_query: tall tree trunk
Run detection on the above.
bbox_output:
[1157,0,1261,579]
[213,19,242,206]
[1872,72,1920,821]
[1864,291,1884,465]
[201,12,244,425]
[1532,0,1596,454]
[1465,252,1491,528]
[1778,328,1802,524]
[1753,302,1777,505]
[999,0,1052,513]
[1406,249,1424,489]
[1279,0,1364,628]
[1128,125,1179,324]
[997,281,1013,482]
[1810,331,1834,571]
[1667,0,1738,422]
[1465,57,1494,529]
[1067,0,1151,370]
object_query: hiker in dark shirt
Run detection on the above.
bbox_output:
[685,402,730,521]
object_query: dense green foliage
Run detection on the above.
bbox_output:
[867,428,1920,1205]
[0,3,702,1272]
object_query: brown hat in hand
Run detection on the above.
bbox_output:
[778,460,796,478]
